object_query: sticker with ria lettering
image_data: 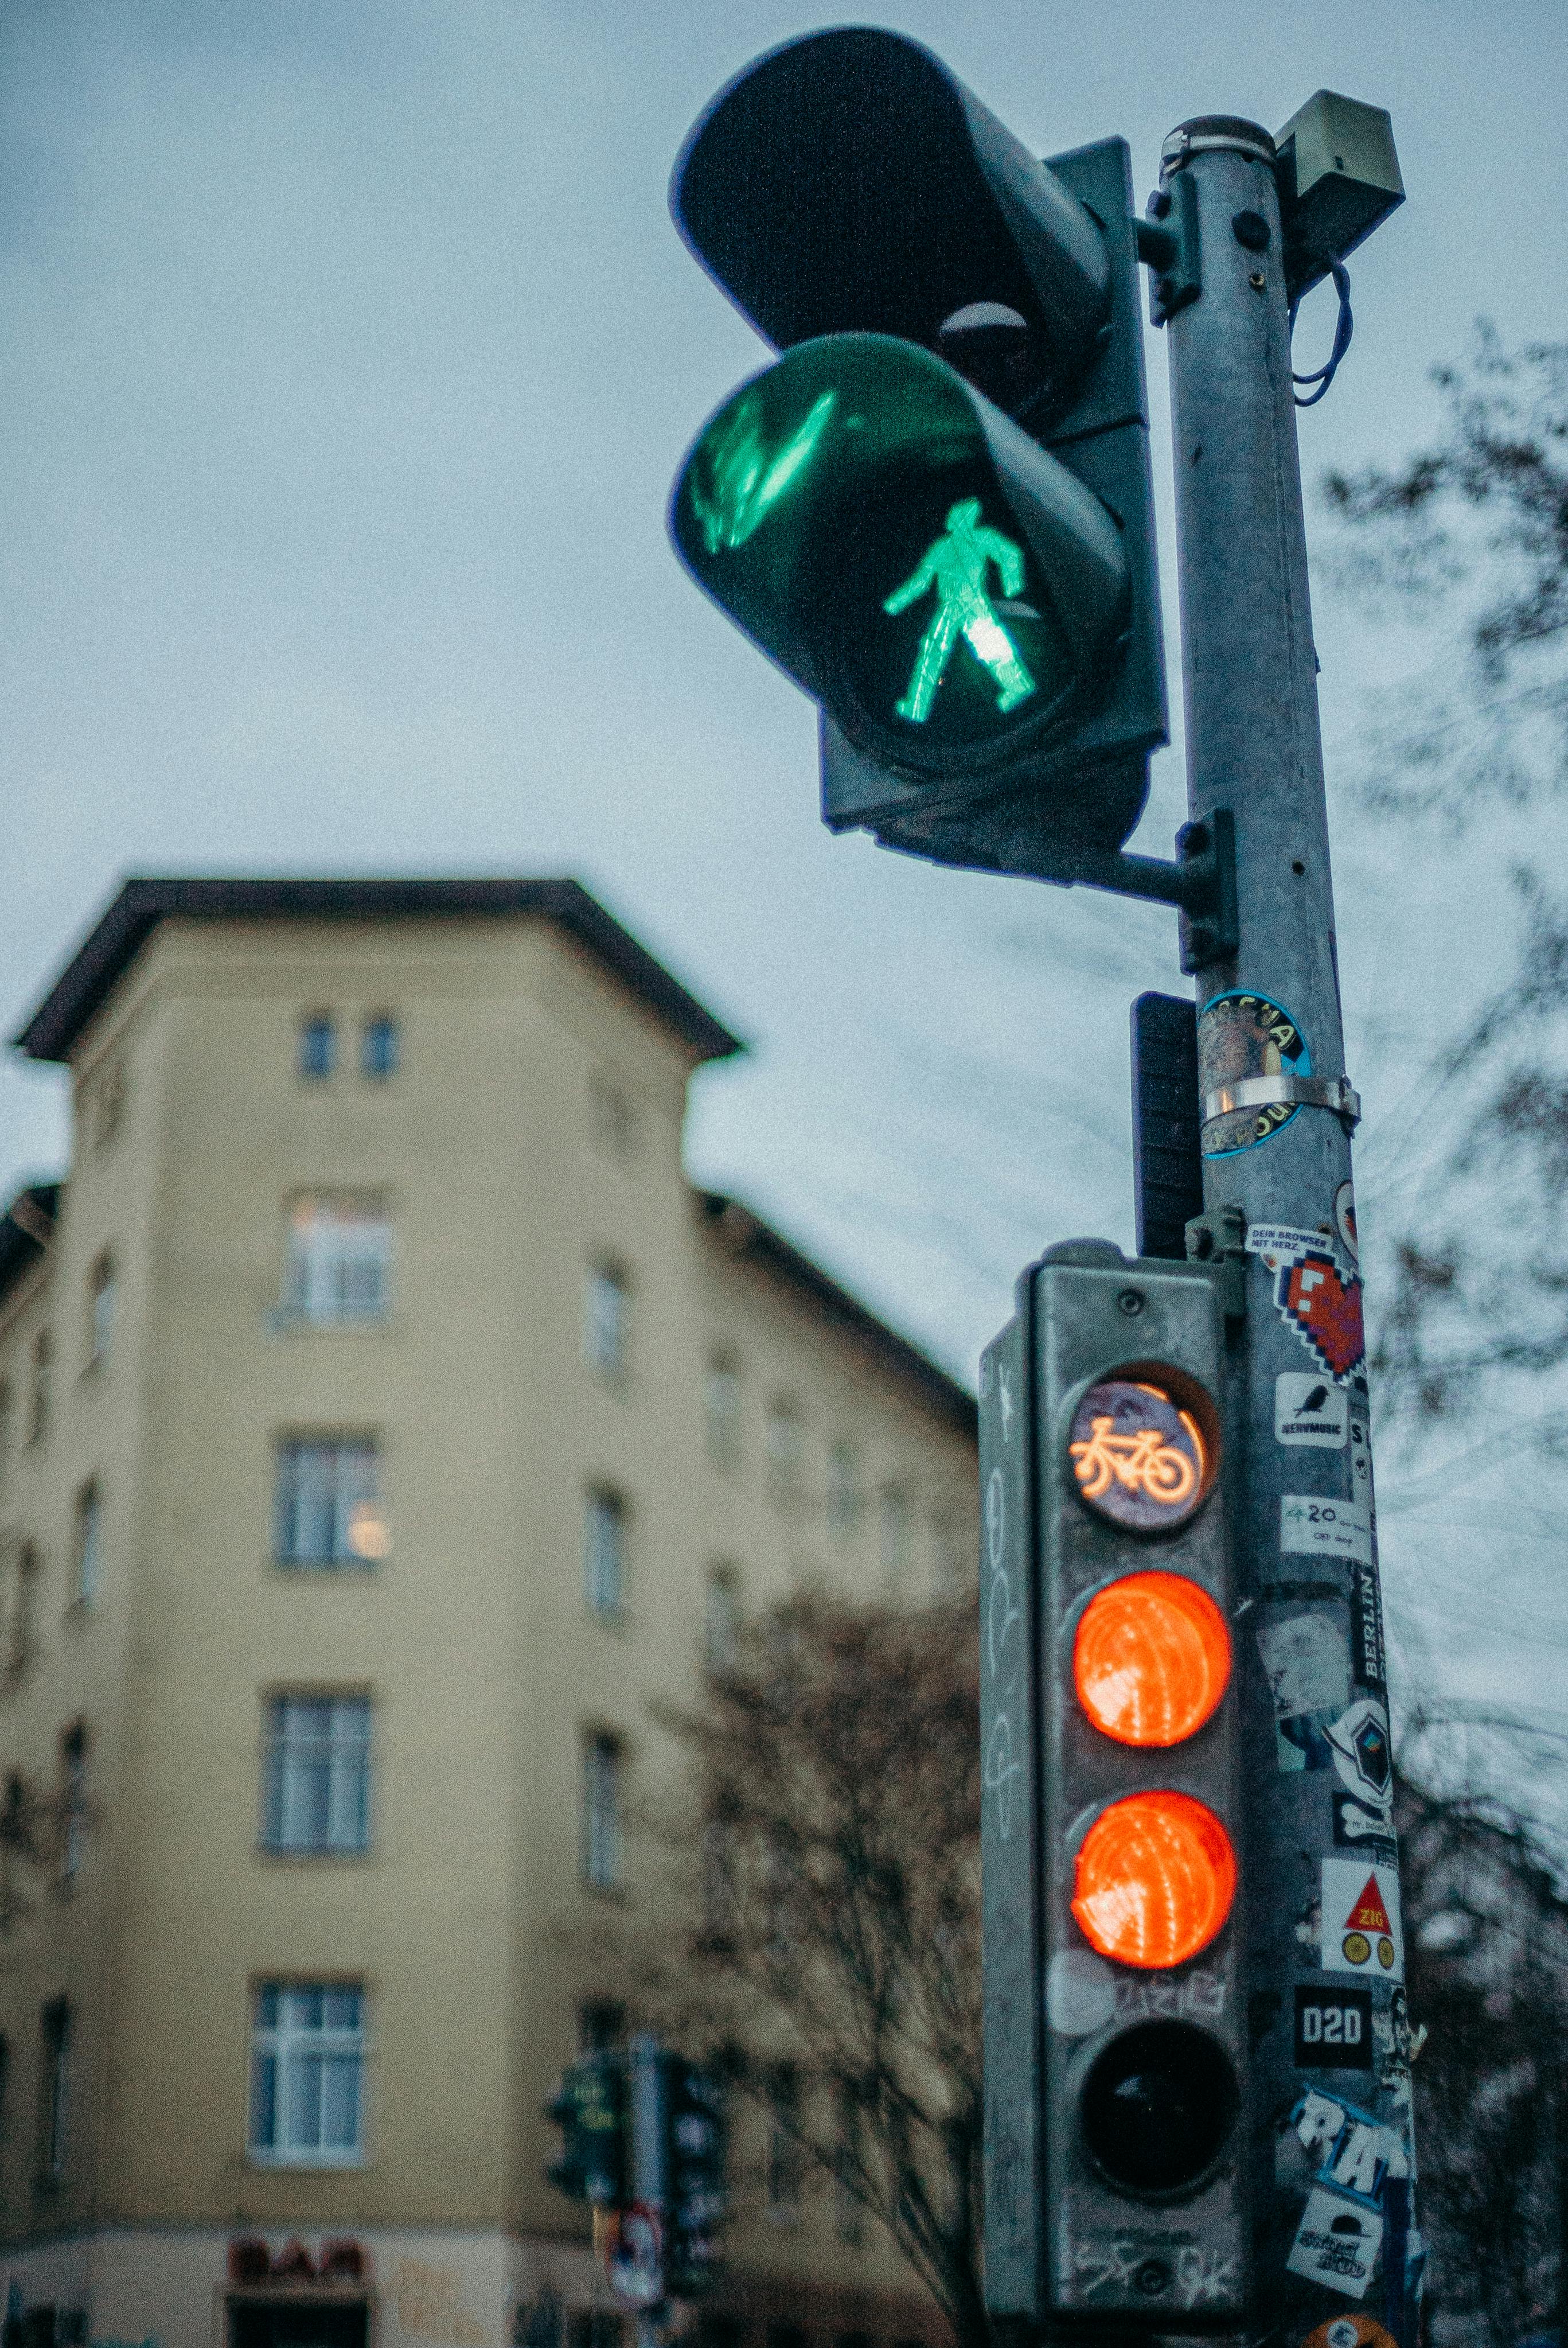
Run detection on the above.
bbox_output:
[1198,989,1312,1156]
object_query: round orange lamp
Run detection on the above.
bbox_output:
[1073,1572,1231,1747]
[1071,1790,1237,1969]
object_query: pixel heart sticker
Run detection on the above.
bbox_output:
[1280,1251,1366,1383]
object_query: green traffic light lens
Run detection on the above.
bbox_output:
[1079,2020,1238,2198]
[818,470,1079,760]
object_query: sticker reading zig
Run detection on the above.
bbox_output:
[1345,1875,1391,1936]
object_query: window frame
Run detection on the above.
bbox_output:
[73,1481,102,1608]
[248,1980,367,2170]
[704,1358,742,1470]
[297,1013,337,1082]
[260,1692,373,1857]
[272,1435,386,1571]
[85,1253,116,1371]
[581,1731,624,1894]
[38,1997,70,2186]
[583,1263,631,1384]
[281,1194,392,1327]
[583,1488,627,1622]
[360,1014,399,1082]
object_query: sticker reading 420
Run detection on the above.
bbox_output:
[1198,988,1310,1157]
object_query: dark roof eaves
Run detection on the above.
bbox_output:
[11,878,744,1066]
[699,1193,978,1440]
[0,1185,61,1319]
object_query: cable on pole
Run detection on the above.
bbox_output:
[1289,258,1354,406]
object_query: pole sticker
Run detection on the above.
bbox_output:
[1321,1858,1403,1981]
[1198,988,1310,1155]
[1302,2319,1398,2348]
[1286,2187,1382,2298]
[1247,1226,1366,1384]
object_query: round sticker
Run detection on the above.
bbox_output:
[1068,1379,1211,1532]
[1334,1179,1359,1264]
[1304,2318,1398,2348]
[1378,1936,1395,1970]
[1198,988,1311,1156]
[1342,1932,1370,1967]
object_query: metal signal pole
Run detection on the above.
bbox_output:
[1163,119,1419,2342]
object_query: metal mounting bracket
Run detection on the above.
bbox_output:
[1016,808,1237,974]
[1183,1202,1249,1322]
[1136,174,1202,326]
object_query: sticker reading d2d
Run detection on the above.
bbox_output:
[1198,988,1310,1156]
[1321,1858,1403,1983]
[1287,2186,1382,2299]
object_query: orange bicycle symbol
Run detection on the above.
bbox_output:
[1070,1418,1197,1508]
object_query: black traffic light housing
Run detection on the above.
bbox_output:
[662,2054,727,2295]
[545,2053,627,2207]
[979,1239,1249,2327]
[670,29,1171,886]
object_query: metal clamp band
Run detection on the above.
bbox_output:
[1202,1073,1362,1130]
[1161,119,1277,174]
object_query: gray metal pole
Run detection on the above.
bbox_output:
[1161,119,1419,2344]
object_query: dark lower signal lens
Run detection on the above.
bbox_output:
[1080,2020,1238,2196]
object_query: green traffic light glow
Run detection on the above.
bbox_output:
[882,499,1037,723]
[688,388,838,553]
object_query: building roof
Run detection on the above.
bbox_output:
[11,877,744,1066]
[699,1192,977,1438]
[0,1184,61,1318]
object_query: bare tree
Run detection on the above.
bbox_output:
[654,1590,984,2348]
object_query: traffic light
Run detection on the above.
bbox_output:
[545,2053,627,2207]
[669,28,1166,879]
[662,2055,726,2295]
[980,1238,1248,2327]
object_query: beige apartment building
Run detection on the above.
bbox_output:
[0,880,978,2348]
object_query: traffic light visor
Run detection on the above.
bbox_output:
[1074,1572,1231,1747]
[671,336,1129,783]
[1072,1790,1236,1968]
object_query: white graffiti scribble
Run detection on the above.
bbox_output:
[1176,2245,1238,2307]
[1073,2240,1144,2298]
[984,1712,1023,1841]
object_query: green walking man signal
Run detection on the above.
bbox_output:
[883,499,1037,723]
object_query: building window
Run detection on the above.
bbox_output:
[73,1482,102,1607]
[249,1983,365,2166]
[700,1816,740,1949]
[879,1484,912,1586]
[361,1014,399,1081]
[765,1401,805,1508]
[578,1999,626,2053]
[38,1997,70,2183]
[89,1054,126,1151]
[298,1014,337,1080]
[590,1075,639,1161]
[826,1442,863,1535]
[6,1544,40,1680]
[86,1253,116,1369]
[766,2065,803,2220]
[27,1333,50,1447]
[263,1695,372,1854]
[584,1265,629,1383]
[273,1438,386,1568]
[834,2083,864,2244]
[582,1733,623,1892]
[704,1567,739,1677]
[583,1489,626,1619]
[704,1359,740,1469]
[58,1724,88,1886]
[282,1196,391,1325]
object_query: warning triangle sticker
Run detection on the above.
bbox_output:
[1346,1874,1391,1934]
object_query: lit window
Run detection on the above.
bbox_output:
[274,1439,386,1568]
[87,1254,116,1368]
[283,1197,391,1325]
[704,1567,739,1676]
[766,2065,802,2219]
[59,1724,88,1885]
[826,1442,863,1535]
[879,1484,911,1585]
[704,1360,741,1469]
[263,1696,372,1853]
[582,1733,623,1891]
[298,1015,336,1081]
[28,1333,50,1447]
[73,1482,102,1606]
[249,1983,364,2166]
[584,1490,626,1619]
[584,1267,629,1382]
[40,1998,70,2182]
[361,1015,399,1081]
[765,1402,804,1506]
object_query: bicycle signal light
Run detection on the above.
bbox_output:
[1068,1376,1211,1531]
[1071,1788,1237,1968]
[1072,1570,1231,1746]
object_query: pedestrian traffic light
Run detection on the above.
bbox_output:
[545,2054,627,2207]
[979,1239,1249,2326]
[662,2055,726,2295]
[669,28,1167,880]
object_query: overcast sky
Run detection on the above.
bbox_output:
[3,0,1566,1753]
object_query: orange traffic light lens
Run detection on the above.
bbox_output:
[1073,1572,1231,1747]
[1071,1790,1237,1969]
